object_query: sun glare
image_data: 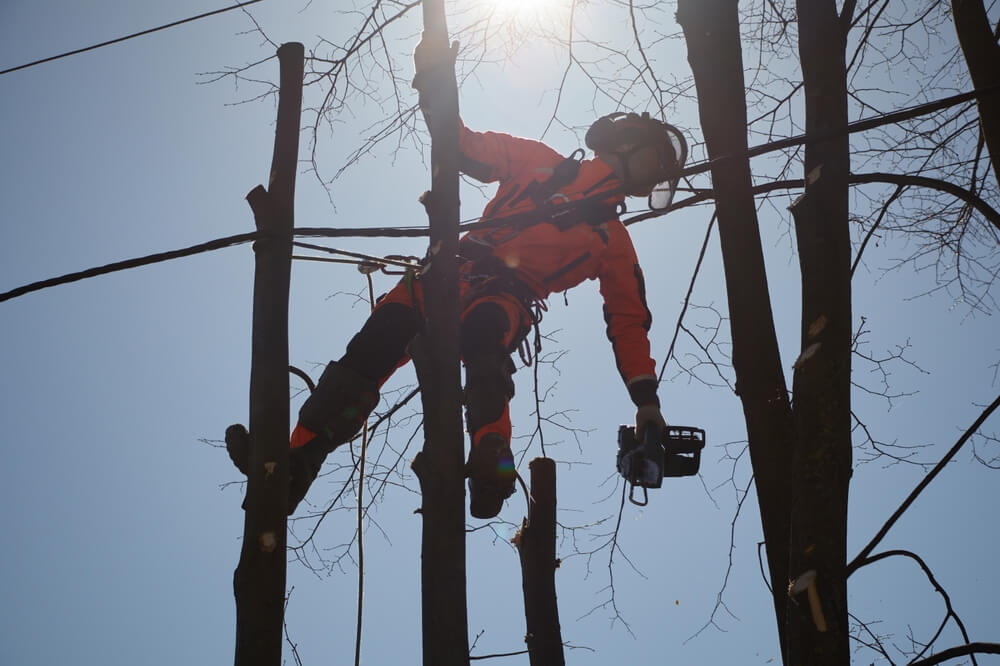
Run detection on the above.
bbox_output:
[490,0,562,21]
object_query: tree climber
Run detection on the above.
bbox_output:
[260,37,686,518]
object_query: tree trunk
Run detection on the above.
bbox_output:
[409,2,469,664]
[234,42,303,666]
[515,458,565,666]
[676,0,795,654]
[952,0,1000,190]
[786,2,853,663]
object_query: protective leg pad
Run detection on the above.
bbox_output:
[297,361,379,453]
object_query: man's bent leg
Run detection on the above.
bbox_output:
[461,300,522,519]
[288,362,380,513]
[289,295,420,514]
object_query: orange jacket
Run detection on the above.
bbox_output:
[457,123,657,400]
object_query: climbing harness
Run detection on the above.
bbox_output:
[448,160,636,369]
[505,148,585,210]
[616,424,706,506]
[455,236,546,355]
[477,186,625,236]
[292,120,686,376]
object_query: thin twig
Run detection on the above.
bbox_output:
[658,212,717,382]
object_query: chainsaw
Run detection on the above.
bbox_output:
[616,424,706,506]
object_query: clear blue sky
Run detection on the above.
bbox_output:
[1,2,997,664]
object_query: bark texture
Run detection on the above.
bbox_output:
[410,2,469,664]
[676,0,795,652]
[515,458,565,666]
[234,41,303,666]
[952,0,1000,190]
[786,1,853,663]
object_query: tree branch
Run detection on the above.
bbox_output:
[847,392,1000,575]
[909,643,1000,666]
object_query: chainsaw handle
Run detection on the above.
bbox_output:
[628,483,649,506]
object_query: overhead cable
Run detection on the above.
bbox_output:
[0,227,433,303]
[3,88,998,303]
[0,231,260,303]
[292,241,420,270]
[0,0,265,77]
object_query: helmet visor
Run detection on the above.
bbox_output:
[648,123,688,211]
[649,179,679,211]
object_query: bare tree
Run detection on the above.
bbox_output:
[204,0,1000,663]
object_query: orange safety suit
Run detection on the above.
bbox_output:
[290,122,658,451]
[453,122,657,388]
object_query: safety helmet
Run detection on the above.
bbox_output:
[585,112,687,209]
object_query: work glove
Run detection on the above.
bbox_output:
[635,403,667,442]
[412,32,459,89]
[628,377,665,440]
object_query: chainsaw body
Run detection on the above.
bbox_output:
[617,424,706,505]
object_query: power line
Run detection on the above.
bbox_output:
[677,84,1000,182]
[0,226,433,303]
[2,88,996,304]
[0,0,265,77]
[292,241,420,270]
[0,231,260,302]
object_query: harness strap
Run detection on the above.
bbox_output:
[506,149,585,211]
[547,201,623,231]
[472,186,624,234]
[455,245,546,363]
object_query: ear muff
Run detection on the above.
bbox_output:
[585,113,626,153]
[587,112,689,201]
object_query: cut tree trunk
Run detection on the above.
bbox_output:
[676,0,796,654]
[233,41,304,666]
[515,458,565,666]
[952,0,1000,191]
[409,1,469,664]
[786,2,853,664]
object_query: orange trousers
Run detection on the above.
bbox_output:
[291,271,531,449]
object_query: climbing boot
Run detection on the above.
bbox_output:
[225,423,315,514]
[466,433,516,519]
[225,423,326,514]
[288,441,329,515]
[224,420,360,516]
